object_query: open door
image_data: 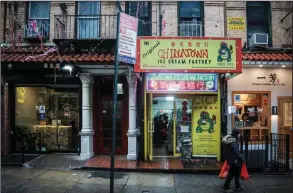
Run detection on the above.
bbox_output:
[147,93,154,161]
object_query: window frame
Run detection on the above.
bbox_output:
[231,91,271,135]
[177,1,204,37]
[28,1,50,20]
[246,1,272,46]
[27,1,50,39]
[125,1,152,36]
[76,1,101,39]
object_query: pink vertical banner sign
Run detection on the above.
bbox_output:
[118,13,138,65]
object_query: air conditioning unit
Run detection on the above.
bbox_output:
[248,33,268,47]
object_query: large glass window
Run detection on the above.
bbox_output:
[178,1,203,36]
[14,87,80,153]
[28,1,50,39]
[126,1,152,36]
[232,92,270,140]
[246,2,272,46]
[77,1,101,39]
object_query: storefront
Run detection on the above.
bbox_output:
[1,61,81,153]
[134,37,242,162]
[227,67,292,149]
[1,45,134,159]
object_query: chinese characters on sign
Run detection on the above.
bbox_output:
[135,37,242,73]
[146,73,218,92]
[253,73,285,86]
[228,17,245,31]
[118,13,138,64]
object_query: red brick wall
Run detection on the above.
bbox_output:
[1,79,11,156]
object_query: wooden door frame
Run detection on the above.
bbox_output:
[277,96,292,134]
[96,95,128,155]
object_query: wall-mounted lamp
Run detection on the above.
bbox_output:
[272,106,278,115]
[117,83,124,95]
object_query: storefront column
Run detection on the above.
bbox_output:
[126,72,139,160]
[79,73,94,160]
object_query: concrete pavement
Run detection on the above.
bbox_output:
[1,166,293,193]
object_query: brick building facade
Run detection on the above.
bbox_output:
[1,1,292,159]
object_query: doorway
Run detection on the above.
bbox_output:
[145,93,194,161]
[96,97,127,155]
[278,96,292,152]
[152,96,174,157]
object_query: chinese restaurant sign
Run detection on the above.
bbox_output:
[134,37,242,73]
[228,17,245,31]
[146,73,218,92]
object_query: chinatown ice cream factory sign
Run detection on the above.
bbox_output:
[146,73,218,92]
[134,37,242,73]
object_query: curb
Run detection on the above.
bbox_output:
[73,166,220,174]
[22,155,46,168]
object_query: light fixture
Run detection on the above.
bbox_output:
[282,65,286,68]
[117,83,124,95]
[62,65,73,74]
[259,65,263,67]
[272,106,278,115]
[166,96,174,101]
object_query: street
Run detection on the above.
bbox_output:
[1,166,293,193]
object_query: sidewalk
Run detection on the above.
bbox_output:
[1,166,293,193]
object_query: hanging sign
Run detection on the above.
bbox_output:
[118,13,138,64]
[39,106,46,114]
[134,37,242,73]
[191,95,221,160]
[39,113,45,120]
[228,17,245,31]
[146,73,218,92]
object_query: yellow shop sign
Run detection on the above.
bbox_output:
[134,37,242,73]
[228,17,245,31]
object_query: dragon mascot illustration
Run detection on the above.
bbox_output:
[196,111,216,133]
[217,42,233,62]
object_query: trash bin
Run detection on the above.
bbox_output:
[181,138,192,159]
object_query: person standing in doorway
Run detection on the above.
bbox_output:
[222,128,245,192]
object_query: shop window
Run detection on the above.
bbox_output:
[14,87,80,153]
[77,1,101,39]
[232,92,270,140]
[178,1,203,36]
[246,1,272,46]
[126,1,152,36]
[28,1,50,39]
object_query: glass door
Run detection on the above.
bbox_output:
[152,96,176,157]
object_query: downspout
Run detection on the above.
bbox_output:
[3,1,7,42]
[223,1,227,37]
[158,1,161,36]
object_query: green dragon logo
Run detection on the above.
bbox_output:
[217,42,233,62]
[196,111,216,133]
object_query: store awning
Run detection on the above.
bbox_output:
[0,46,115,63]
[242,53,292,67]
